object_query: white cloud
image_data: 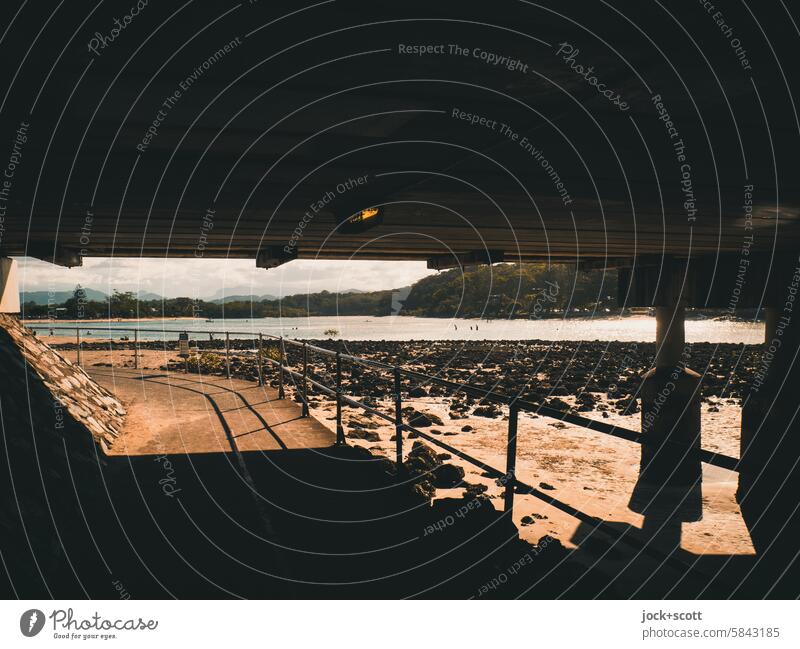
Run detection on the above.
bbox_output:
[16,257,436,299]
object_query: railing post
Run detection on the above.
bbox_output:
[301,341,309,417]
[394,366,403,470]
[278,337,286,399]
[257,332,264,387]
[225,331,231,379]
[133,329,138,369]
[504,403,519,515]
[76,327,81,366]
[335,351,345,444]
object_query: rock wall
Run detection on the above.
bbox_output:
[0,315,127,597]
[0,314,124,450]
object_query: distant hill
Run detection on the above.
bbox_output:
[21,289,163,304]
[20,288,108,305]
[210,294,278,304]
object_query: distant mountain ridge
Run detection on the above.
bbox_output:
[20,289,161,305]
[210,294,278,304]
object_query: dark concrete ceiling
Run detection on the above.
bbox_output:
[0,0,798,266]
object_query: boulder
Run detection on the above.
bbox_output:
[434,463,466,488]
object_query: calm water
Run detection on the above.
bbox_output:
[29,315,764,344]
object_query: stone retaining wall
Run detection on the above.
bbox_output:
[0,314,125,450]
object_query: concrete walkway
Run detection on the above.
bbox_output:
[89,367,334,456]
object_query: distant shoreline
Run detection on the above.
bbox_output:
[22,316,200,324]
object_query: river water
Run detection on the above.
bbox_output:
[28,315,764,344]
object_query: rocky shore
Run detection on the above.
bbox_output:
[44,337,755,567]
[112,338,764,416]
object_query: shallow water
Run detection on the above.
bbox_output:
[29,315,764,344]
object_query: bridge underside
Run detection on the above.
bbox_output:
[2,0,800,592]
[0,0,798,267]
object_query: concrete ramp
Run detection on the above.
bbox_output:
[88,367,335,456]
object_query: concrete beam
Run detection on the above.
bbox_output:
[427,249,505,271]
[256,246,297,269]
[0,257,20,313]
[31,246,83,268]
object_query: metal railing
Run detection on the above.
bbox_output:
[33,323,742,577]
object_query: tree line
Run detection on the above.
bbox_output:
[21,264,618,320]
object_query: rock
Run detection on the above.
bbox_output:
[463,482,488,498]
[461,425,474,432]
[545,397,570,411]
[405,441,441,473]
[402,406,443,427]
[539,482,556,491]
[408,386,428,398]
[346,428,380,442]
[433,463,466,488]
[472,404,502,418]
[347,416,380,430]
[520,515,534,526]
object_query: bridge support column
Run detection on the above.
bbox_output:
[629,266,702,540]
[637,303,702,488]
[0,257,20,313]
[739,297,800,575]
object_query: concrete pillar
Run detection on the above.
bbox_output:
[639,303,702,485]
[629,292,702,532]
[738,302,800,587]
[0,257,20,313]
[740,306,800,478]
[763,306,779,345]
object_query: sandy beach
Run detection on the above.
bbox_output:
[57,337,753,560]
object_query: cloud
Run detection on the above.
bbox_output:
[16,257,435,299]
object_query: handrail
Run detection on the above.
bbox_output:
[33,323,741,473]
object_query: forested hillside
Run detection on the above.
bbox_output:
[22,264,617,319]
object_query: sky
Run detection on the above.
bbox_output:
[16,256,437,299]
